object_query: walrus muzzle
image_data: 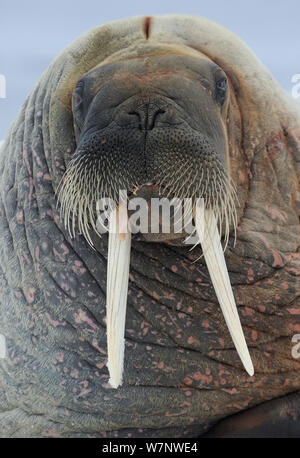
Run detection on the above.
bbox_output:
[57,53,254,387]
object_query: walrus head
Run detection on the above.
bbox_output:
[57,48,253,387]
[58,51,237,244]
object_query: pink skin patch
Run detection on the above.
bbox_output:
[187,336,199,346]
[92,338,106,355]
[287,308,300,315]
[32,149,43,168]
[56,352,64,363]
[22,150,31,176]
[270,249,284,268]
[218,338,225,348]
[238,170,246,184]
[60,244,69,256]
[16,211,24,224]
[153,361,175,373]
[74,310,98,330]
[289,324,300,332]
[45,312,67,327]
[192,371,213,385]
[243,307,255,317]
[222,388,239,395]
[252,330,258,341]
[26,288,36,304]
[77,381,92,398]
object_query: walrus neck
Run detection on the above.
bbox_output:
[92,233,297,346]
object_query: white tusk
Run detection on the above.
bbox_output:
[195,204,254,376]
[106,203,131,388]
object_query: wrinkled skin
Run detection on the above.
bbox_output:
[0,15,300,438]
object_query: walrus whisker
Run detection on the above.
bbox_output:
[154,160,183,194]
[184,166,201,198]
[155,167,178,195]
[174,166,194,202]
[178,172,194,200]
[165,160,189,199]
[156,159,198,202]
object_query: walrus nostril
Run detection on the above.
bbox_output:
[148,109,165,130]
[128,107,166,131]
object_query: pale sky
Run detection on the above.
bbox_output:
[1,0,300,139]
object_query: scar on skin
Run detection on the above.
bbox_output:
[143,17,152,40]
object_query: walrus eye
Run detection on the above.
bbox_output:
[215,78,227,105]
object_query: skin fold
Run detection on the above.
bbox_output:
[0,15,299,438]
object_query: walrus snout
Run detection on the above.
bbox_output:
[127,106,166,131]
[113,96,183,131]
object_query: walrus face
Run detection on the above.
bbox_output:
[58,53,236,245]
[58,52,253,387]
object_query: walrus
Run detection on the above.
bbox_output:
[0,14,299,438]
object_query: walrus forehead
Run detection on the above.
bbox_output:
[80,52,222,99]
[91,42,214,73]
